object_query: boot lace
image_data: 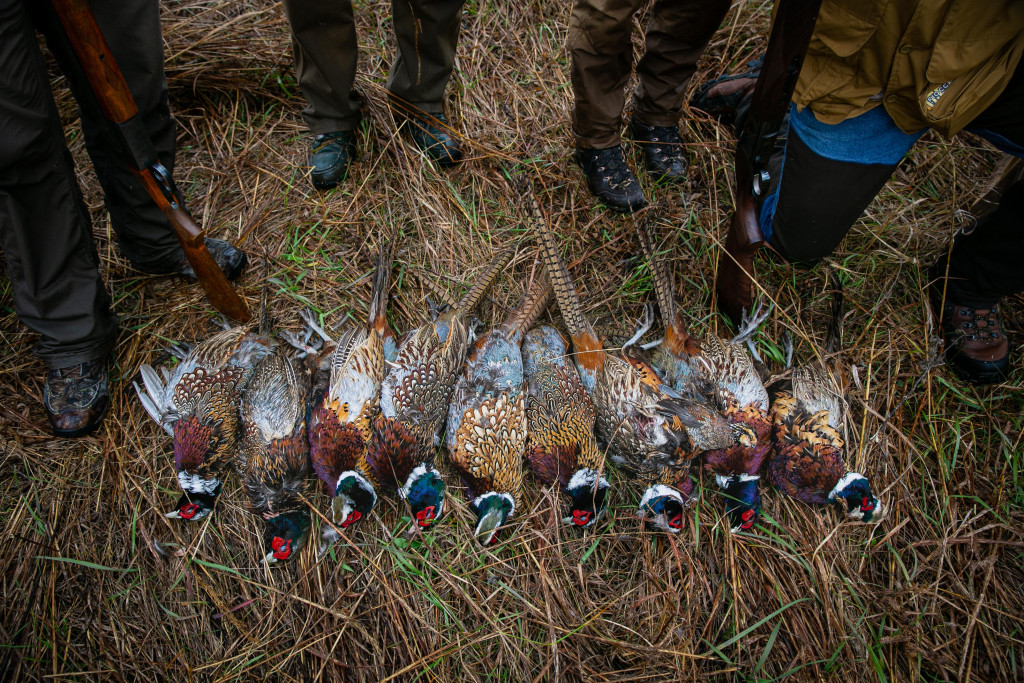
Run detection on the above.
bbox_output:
[956,306,1003,341]
[590,148,638,190]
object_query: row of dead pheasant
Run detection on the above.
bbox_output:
[135,178,885,564]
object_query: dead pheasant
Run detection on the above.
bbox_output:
[635,213,708,398]
[698,309,773,533]
[635,214,762,533]
[306,242,393,548]
[136,315,275,521]
[768,281,885,523]
[237,351,313,563]
[369,246,514,531]
[522,323,609,528]
[524,177,737,532]
[447,268,551,546]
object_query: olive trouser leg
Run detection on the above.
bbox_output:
[0,0,175,367]
[31,0,180,271]
[281,0,465,134]
[569,0,729,149]
[0,0,112,368]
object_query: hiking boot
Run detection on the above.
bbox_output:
[690,57,762,129]
[933,298,1011,384]
[575,146,647,213]
[404,112,462,167]
[44,358,110,438]
[629,121,688,180]
[309,131,357,190]
[137,238,247,282]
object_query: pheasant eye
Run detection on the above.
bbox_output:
[668,513,682,529]
[572,509,591,526]
[860,497,874,512]
[179,503,200,520]
[271,536,292,560]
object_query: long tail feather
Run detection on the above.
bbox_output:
[456,244,516,315]
[523,177,592,339]
[636,213,678,325]
[501,264,553,341]
[369,237,395,337]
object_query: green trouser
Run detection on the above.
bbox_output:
[0,0,178,368]
[569,0,730,149]
[281,0,466,134]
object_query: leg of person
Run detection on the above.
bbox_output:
[932,62,1024,383]
[718,105,913,321]
[30,0,247,275]
[0,0,116,436]
[569,0,646,211]
[281,0,362,189]
[388,0,465,166]
[631,0,730,180]
[931,179,1023,383]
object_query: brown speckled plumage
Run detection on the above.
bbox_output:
[768,283,884,523]
[238,352,313,516]
[768,373,845,504]
[446,269,550,527]
[370,247,511,488]
[523,326,601,488]
[136,321,276,519]
[308,243,392,505]
[525,180,733,480]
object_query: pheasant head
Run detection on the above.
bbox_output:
[564,468,610,528]
[402,464,446,529]
[829,473,885,523]
[719,475,762,532]
[332,471,377,530]
[471,492,515,546]
[638,484,686,533]
[166,484,221,522]
[263,509,311,564]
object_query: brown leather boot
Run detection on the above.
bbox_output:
[716,199,765,324]
[935,299,1010,384]
[44,357,110,437]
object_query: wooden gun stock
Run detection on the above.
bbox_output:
[49,0,250,322]
[717,0,823,323]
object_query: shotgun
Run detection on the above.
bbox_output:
[49,0,251,322]
[715,0,823,324]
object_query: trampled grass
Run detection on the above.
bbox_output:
[1,0,1022,680]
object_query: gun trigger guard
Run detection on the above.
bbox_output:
[752,170,771,198]
[150,162,185,210]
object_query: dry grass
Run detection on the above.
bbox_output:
[2,0,1023,680]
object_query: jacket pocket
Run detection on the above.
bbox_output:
[813,0,886,58]
[920,43,1024,136]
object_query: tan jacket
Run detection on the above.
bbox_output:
[794,0,1024,137]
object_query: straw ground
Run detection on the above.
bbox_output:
[2,0,1022,680]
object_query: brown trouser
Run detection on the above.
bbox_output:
[569,0,730,149]
[0,0,178,368]
[281,0,465,135]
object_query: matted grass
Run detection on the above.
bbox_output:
[2,0,1022,680]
